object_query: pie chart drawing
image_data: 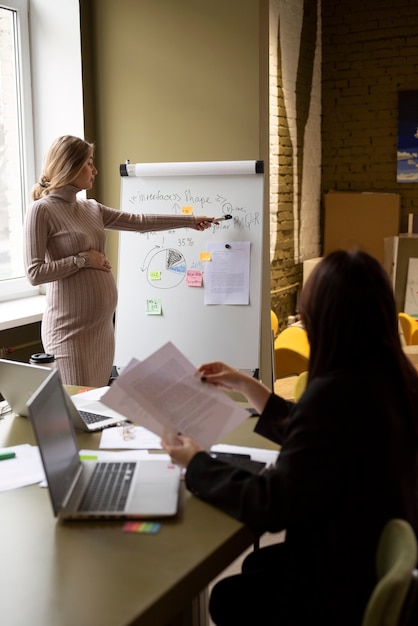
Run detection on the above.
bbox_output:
[147,248,187,288]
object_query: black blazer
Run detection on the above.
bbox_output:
[185,369,418,625]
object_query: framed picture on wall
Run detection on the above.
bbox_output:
[397,90,418,182]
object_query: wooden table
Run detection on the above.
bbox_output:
[0,390,279,626]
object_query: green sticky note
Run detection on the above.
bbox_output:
[146,299,162,315]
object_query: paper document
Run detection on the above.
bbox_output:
[204,241,250,305]
[101,342,250,449]
[99,425,163,450]
[0,444,45,491]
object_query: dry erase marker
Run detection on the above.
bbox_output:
[213,214,232,223]
[0,452,16,461]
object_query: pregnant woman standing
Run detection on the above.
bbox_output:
[24,135,214,387]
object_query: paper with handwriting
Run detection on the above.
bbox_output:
[101,342,249,449]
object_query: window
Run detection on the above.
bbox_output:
[0,0,37,301]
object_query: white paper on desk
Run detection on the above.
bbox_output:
[101,342,250,450]
[204,241,250,305]
[0,444,45,491]
[99,425,163,449]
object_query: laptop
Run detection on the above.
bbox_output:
[0,358,128,432]
[27,368,182,520]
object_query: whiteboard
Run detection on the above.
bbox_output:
[114,160,265,374]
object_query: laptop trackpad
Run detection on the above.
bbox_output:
[127,482,179,516]
[126,461,180,516]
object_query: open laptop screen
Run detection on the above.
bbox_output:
[27,369,81,515]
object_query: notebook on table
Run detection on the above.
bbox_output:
[0,358,127,431]
[27,369,181,520]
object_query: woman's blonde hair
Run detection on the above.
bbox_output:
[31,135,94,200]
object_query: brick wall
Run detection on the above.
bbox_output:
[322,0,418,233]
[269,0,321,328]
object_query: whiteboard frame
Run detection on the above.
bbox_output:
[114,160,273,387]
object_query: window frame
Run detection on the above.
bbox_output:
[0,0,38,302]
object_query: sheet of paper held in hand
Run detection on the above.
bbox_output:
[101,342,250,449]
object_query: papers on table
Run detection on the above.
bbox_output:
[99,425,163,449]
[102,341,250,450]
[0,444,45,491]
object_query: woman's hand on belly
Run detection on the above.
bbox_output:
[80,249,112,272]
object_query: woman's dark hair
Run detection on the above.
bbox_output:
[299,250,418,398]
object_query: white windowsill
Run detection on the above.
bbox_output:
[0,295,46,331]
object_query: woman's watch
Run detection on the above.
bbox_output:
[73,253,87,269]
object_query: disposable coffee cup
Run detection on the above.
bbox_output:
[29,353,56,369]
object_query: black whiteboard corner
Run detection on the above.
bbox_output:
[256,160,264,174]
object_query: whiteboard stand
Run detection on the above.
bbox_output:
[270,328,276,384]
[115,160,272,385]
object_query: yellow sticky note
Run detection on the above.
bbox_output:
[181,206,193,215]
[200,251,212,261]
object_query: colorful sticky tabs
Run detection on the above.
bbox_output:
[123,521,161,534]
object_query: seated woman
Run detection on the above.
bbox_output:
[163,249,418,626]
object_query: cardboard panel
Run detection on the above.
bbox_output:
[324,192,400,264]
[384,235,418,312]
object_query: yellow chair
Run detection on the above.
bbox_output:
[270,310,279,339]
[398,313,418,346]
[411,326,418,346]
[274,326,310,379]
[294,370,308,401]
[362,518,418,626]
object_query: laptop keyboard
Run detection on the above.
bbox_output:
[79,410,112,425]
[78,462,136,512]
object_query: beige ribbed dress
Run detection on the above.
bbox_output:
[24,185,197,387]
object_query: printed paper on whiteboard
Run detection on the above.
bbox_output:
[404,257,418,317]
[204,241,251,305]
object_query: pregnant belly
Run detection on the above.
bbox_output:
[47,270,118,326]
